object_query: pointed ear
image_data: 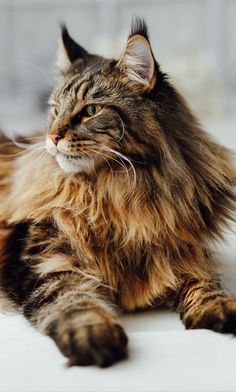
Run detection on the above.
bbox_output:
[117,21,156,91]
[56,25,88,73]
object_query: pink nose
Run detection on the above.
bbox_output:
[49,134,62,145]
[48,126,68,145]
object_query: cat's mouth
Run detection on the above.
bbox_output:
[46,137,94,173]
[55,151,94,174]
[59,153,82,160]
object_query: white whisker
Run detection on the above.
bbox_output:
[116,112,125,142]
[86,148,115,182]
[97,144,137,187]
[16,60,54,88]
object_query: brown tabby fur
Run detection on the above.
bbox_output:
[0,19,236,367]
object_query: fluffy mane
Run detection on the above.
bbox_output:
[0,124,235,310]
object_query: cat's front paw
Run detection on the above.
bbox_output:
[46,308,128,367]
[185,297,236,334]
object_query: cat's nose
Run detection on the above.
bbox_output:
[49,134,62,145]
[48,126,67,145]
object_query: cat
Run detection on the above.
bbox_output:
[0,18,236,368]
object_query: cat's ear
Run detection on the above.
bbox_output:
[117,19,156,91]
[56,25,88,73]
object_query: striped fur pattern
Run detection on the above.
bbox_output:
[0,19,236,367]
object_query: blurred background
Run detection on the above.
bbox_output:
[0,0,235,151]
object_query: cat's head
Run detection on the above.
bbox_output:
[46,18,164,174]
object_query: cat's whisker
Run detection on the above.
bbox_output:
[0,142,46,159]
[79,150,98,179]
[12,139,45,150]
[88,147,128,179]
[5,132,45,150]
[16,81,53,91]
[116,112,125,142]
[85,148,115,182]
[102,151,135,187]
[1,135,43,143]
[97,144,137,187]
[16,60,54,87]
[0,136,44,151]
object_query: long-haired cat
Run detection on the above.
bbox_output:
[0,19,236,367]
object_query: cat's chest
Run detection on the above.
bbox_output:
[57,214,166,310]
[53,195,167,310]
[57,198,152,254]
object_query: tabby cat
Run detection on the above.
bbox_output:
[0,19,236,367]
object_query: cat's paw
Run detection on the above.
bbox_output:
[46,308,128,367]
[186,297,236,334]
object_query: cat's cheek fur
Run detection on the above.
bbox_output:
[56,153,94,174]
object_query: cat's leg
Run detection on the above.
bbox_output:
[175,277,236,334]
[0,223,128,367]
[1,227,127,366]
[21,269,128,367]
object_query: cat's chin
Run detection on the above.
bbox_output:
[55,153,94,174]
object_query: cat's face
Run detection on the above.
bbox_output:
[46,21,157,174]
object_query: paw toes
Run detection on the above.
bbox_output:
[197,312,224,332]
[188,298,236,335]
[222,311,236,334]
[87,323,128,367]
[90,338,128,368]
[48,315,128,367]
[68,350,94,367]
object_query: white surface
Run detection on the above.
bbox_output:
[1,317,236,392]
[1,243,236,392]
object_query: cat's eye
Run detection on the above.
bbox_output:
[51,105,59,117]
[85,104,102,117]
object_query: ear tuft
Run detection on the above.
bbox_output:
[56,24,88,73]
[129,17,149,40]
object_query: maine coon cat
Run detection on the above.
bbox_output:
[0,19,236,367]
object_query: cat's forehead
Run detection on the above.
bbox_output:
[53,58,121,105]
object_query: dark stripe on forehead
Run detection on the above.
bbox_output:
[62,75,80,94]
[74,75,93,98]
[73,79,85,95]
[81,81,94,101]
[91,89,109,100]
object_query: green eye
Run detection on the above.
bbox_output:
[86,104,102,117]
